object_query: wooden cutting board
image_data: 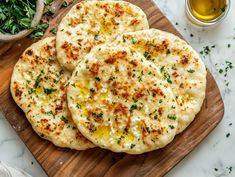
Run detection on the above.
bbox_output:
[0,0,224,176]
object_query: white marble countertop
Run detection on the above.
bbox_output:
[0,0,235,177]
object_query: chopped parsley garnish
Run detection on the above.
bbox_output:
[159,99,163,103]
[130,144,136,149]
[94,35,99,41]
[228,44,231,48]
[227,166,232,174]
[214,168,218,171]
[166,49,171,55]
[160,66,165,73]
[144,51,151,60]
[175,22,179,25]
[50,27,57,34]
[129,104,138,112]
[164,72,172,84]
[34,74,42,88]
[226,133,230,138]
[90,88,95,93]
[131,37,136,44]
[154,114,158,120]
[76,103,81,109]
[95,77,101,81]
[123,37,127,43]
[0,0,36,34]
[43,88,57,95]
[190,33,194,37]
[167,115,176,120]
[169,125,175,129]
[187,69,195,73]
[61,115,68,124]
[146,127,150,133]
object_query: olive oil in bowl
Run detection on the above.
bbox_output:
[186,0,230,26]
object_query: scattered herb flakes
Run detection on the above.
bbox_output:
[50,27,57,34]
[226,166,232,174]
[190,33,194,37]
[166,49,171,55]
[163,72,172,84]
[31,161,34,165]
[200,45,216,56]
[131,37,137,44]
[35,74,42,88]
[94,35,99,41]
[203,46,210,55]
[44,88,57,95]
[226,133,230,138]
[187,69,195,73]
[167,115,176,120]
[130,144,136,149]
[76,103,81,109]
[95,76,101,81]
[168,125,175,129]
[144,51,151,60]
[129,104,138,112]
[216,60,234,87]
[29,21,49,38]
[228,44,231,48]
[90,88,95,93]
[154,114,158,120]
[229,123,232,126]
[175,22,179,25]
[214,168,218,171]
[61,115,68,124]
[0,0,36,34]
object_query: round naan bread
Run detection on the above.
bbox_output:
[10,37,95,150]
[114,29,207,133]
[56,0,149,71]
[67,45,179,154]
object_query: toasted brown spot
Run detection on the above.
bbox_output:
[172,71,179,77]
[105,51,127,64]
[90,62,101,75]
[61,42,80,61]
[134,88,145,99]
[130,19,140,26]
[152,88,164,97]
[26,49,33,56]
[114,103,128,115]
[15,87,23,97]
[180,56,189,65]
[158,107,164,115]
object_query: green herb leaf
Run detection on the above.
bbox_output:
[43,88,57,95]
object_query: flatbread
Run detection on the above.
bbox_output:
[10,37,95,150]
[56,0,149,71]
[114,29,207,133]
[67,45,179,154]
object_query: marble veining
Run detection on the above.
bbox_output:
[0,1,234,177]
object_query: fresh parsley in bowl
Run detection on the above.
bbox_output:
[0,0,44,41]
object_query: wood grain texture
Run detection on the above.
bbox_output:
[0,0,224,176]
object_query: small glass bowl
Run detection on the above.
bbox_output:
[185,0,230,27]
